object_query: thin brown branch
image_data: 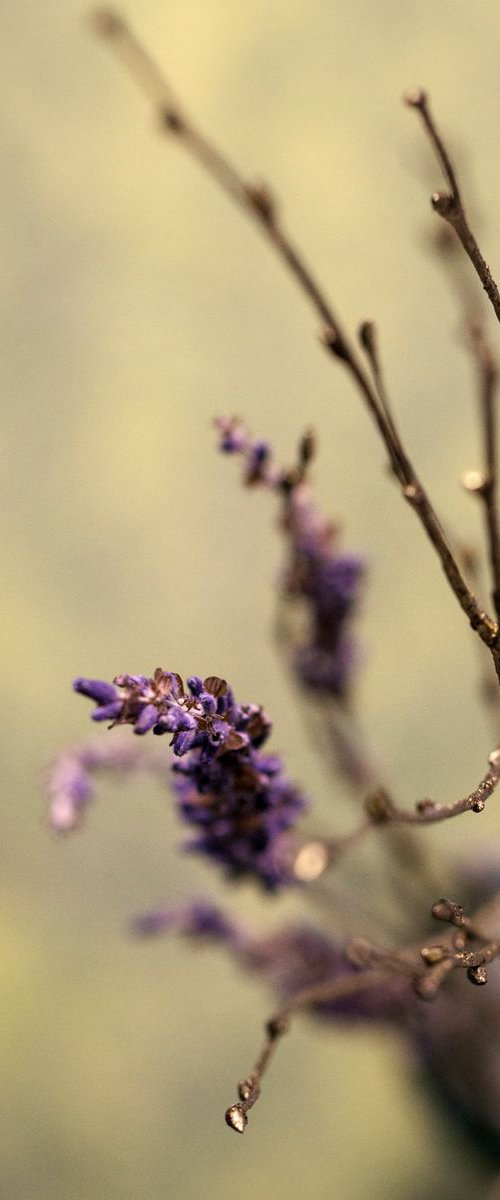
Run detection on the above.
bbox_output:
[224,969,389,1133]
[456,544,500,734]
[406,89,500,326]
[358,320,398,439]
[306,753,500,879]
[225,889,500,1130]
[464,322,500,620]
[92,10,500,670]
[367,749,500,825]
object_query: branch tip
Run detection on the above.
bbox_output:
[225,1104,247,1134]
[404,87,427,110]
[431,190,455,217]
[432,898,464,926]
[467,964,488,986]
[320,326,349,361]
[91,7,125,38]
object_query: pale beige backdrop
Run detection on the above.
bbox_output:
[3,2,500,1197]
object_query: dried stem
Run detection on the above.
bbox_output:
[314,751,500,873]
[406,89,500,326]
[92,10,500,672]
[226,891,500,1130]
[465,322,500,620]
[369,747,500,825]
[360,749,499,841]
[358,320,398,439]
[225,968,390,1133]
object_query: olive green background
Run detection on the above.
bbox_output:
[3,1,500,1197]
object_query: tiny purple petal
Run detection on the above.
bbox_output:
[131,909,177,937]
[172,729,199,756]
[73,678,118,705]
[187,676,204,696]
[91,701,123,722]
[134,704,159,735]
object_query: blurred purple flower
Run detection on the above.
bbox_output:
[133,897,413,1024]
[47,737,148,832]
[215,417,365,697]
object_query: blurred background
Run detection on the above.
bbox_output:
[4,1,500,1196]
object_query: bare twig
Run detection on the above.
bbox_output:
[406,89,500,326]
[224,969,390,1133]
[427,212,500,683]
[464,322,500,621]
[366,747,500,825]
[92,10,500,671]
[358,320,398,439]
[225,885,500,1130]
[303,751,500,880]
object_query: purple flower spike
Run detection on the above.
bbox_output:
[73,666,308,888]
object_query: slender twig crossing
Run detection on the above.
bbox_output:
[92,10,500,673]
[406,89,500,326]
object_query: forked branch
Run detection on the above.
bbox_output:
[91,9,500,672]
[225,894,500,1131]
[224,969,393,1133]
[406,89,500,326]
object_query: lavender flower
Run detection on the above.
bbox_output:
[73,669,307,889]
[47,737,149,832]
[132,898,240,942]
[215,417,365,697]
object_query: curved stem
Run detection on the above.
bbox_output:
[93,10,499,667]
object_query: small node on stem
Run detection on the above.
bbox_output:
[365,788,394,824]
[347,938,377,968]
[472,797,485,813]
[91,7,125,37]
[158,107,185,135]
[298,428,316,470]
[413,973,442,1001]
[225,1104,248,1134]
[467,964,488,986]
[404,87,427,110]
[358,320,377,355]
[266,1016,289,1040]
[489,748,500,771]
[421,945,447,965]
[321,326,350,362]
[403,484,422,506]
[245,183,276,224]
[431,190,454,217]
[453,929,467,951]
[462,469,486,495]
[432,898,464,926]
[416,797,436,814]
